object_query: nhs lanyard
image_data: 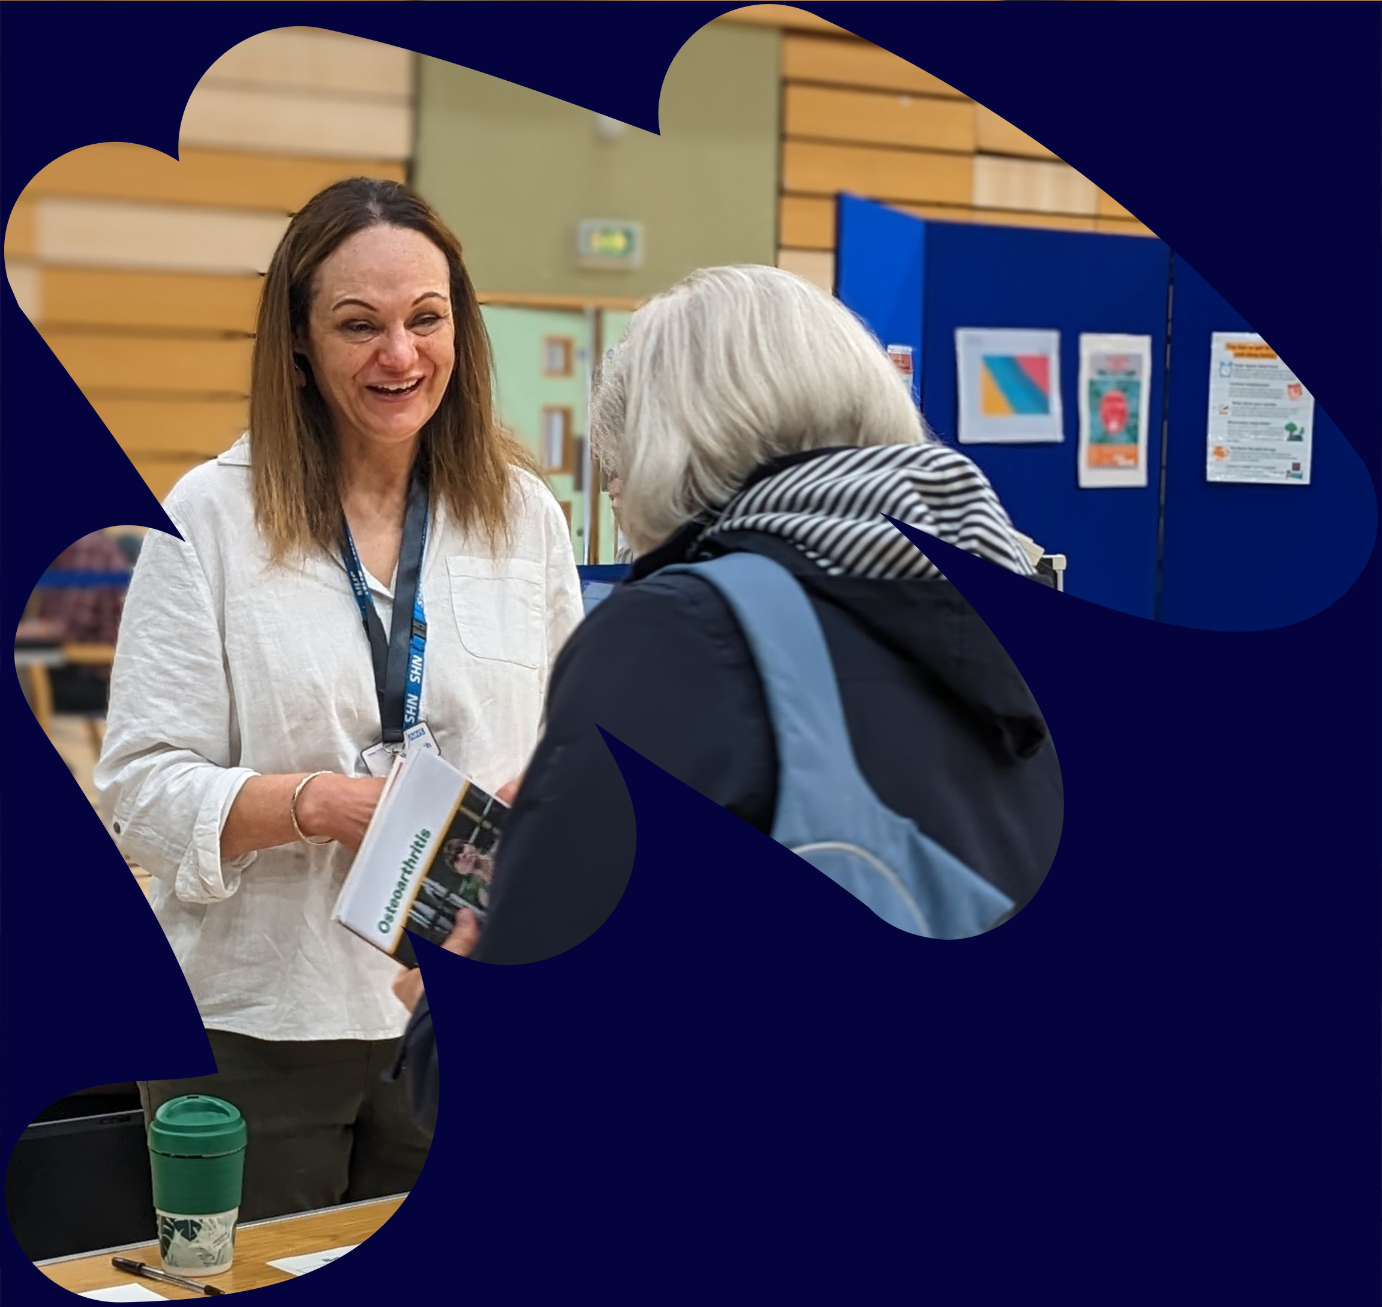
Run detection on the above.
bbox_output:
[340,475,429,748]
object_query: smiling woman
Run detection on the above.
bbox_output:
[92,178,584,1221]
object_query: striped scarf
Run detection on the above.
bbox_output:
[697,443,1035,580]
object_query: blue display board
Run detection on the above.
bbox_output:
[836,199,1377,629]
[916,220,1171,620]
[836,193,924,406]
[1160,258,1377,630]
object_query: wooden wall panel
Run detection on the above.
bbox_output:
[775,28,1160,276]
[718,6,851,35]
[203,28,414,98]
[783,33,963,96]
[41,269,261,333]
[777,247,834,292]
[779,194,835,249]
[135,457,217,502]
[7,260,41,320]
[974,106,1056,159]
[784,85,974,153]
[5,196,35,258]
[35,198,290,275]
[1097,190,1135,219]
[43,332,252,395]
[783,140,972,205]
[24,145,406,213]
[181,85,413,160]
[971,155,1097,215]
[91,398,249,457]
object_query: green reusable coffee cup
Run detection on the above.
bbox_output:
[147,1095,247,1275]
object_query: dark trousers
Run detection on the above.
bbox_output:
[139,1029,432,1222]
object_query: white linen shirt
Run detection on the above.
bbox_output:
[94,434,583,1042]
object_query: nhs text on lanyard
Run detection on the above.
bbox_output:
[342,475,439,777]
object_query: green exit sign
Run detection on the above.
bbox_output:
[575,219,644,270]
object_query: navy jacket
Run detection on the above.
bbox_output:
[471,524,1062,966]
[394,994,439,1135]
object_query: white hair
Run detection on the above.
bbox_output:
[590,264,926,555]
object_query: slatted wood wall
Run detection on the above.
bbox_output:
[4,28,414,500]
[6,16,1156,499]
[771,29,1152,290]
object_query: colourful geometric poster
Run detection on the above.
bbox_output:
[980,354,1051,415]
[956,329,1063,443]
[1078,333,1151,488]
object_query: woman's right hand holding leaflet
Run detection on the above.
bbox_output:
[219,772,387,859]
[294,774,387,852]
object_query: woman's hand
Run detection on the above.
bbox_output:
[390,909,482,1013]
[296,773,387,852]
[443,907,481,957]
[496,775,523,806]
[221,772,386,860]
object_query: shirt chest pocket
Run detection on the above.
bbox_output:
[446,555,544,669]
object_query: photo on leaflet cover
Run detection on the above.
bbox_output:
[407,782,505,944]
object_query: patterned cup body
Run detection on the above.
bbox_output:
[156,1206,239,1275]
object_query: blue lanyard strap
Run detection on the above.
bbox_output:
[341,474,429,746]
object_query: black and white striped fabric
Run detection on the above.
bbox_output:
[697,443,1035,580]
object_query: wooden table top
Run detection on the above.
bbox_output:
[34,1194,404,1298]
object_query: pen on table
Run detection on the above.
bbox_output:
[111,1257,226,1296]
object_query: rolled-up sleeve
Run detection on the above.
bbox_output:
[94,521,259,903]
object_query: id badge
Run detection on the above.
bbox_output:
[361,740,401,778]
[403,720,439,757]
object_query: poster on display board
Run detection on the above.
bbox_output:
[1206,332,1314,484]
[955,328,1064,444]
[1077,333,1152,488]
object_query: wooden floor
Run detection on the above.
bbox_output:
[49,714,152,900]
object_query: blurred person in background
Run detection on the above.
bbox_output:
[95,178,582,1217]
[458,264,1062,965]
[30,530,131,713]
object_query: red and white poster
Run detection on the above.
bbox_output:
[1078,333,1151,489]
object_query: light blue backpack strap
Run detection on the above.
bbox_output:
[662,552,1014,939]
[660,553,870,805]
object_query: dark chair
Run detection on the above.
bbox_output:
[6,1107,156,1260]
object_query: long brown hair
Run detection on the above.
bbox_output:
[249,177,540,560]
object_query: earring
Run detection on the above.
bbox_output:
[292,355,308,390]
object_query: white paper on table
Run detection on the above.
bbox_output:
[1077,333,1152,488]
[955,328,1064,444]
[267,1244,358,1276]
[79,1286,170,1302]
[1205,332,1314,485]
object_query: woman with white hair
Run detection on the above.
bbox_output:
[464,264,1062,965]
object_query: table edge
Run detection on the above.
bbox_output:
[34,1192,408,1267]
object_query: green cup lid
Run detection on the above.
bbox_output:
[148,1094,247,1157]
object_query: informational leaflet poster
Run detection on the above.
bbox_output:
[1077,333,1152,488]
[956,328,1064,444]
[1206,332,1314,484]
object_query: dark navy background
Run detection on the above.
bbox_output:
[3,4,1377,1304]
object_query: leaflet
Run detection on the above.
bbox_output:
[1206,332,1313,485]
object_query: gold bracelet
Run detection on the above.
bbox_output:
[290,771,334,846]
